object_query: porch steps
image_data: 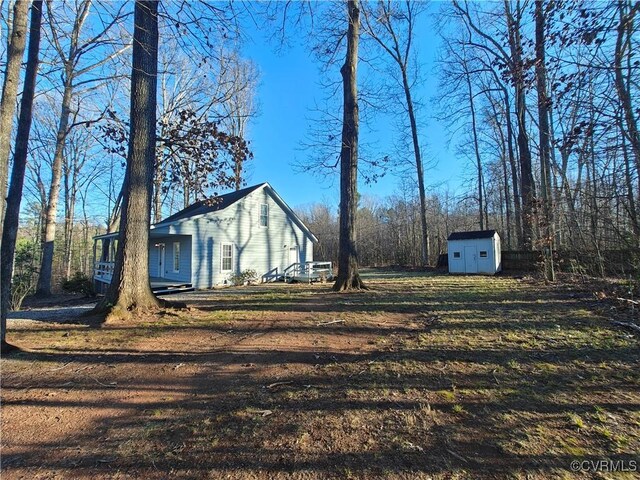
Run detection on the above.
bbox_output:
[151,283,194,296]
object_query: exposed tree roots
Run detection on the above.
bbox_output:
[87,296,187,324]
[332,275,368,292]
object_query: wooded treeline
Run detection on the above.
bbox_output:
[304,0,640,274]
[435,0,639,262]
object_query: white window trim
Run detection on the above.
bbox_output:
[172,241,180,273]
[259,203,269,227]
[221,243,234,272]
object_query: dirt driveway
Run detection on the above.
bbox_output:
[1,272,639,479]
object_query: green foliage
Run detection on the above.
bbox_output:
[11,239,39,310]
[228,269,258,286]
[61,271,96,297]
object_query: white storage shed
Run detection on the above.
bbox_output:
[447,230,501,275]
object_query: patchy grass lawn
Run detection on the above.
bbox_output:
[1,271,639,479]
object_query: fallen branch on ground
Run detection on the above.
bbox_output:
[266,381,293,390]
[447,449,468,463]
[615,297,639,305]
[317,319,345,326]
[49,361,74,371]
[249,409,273,417]
[611,319,640,334]
[90,377,117,388]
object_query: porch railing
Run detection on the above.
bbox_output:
[94,261,115,284]
[283,261,333,283]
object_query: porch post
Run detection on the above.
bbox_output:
[92,239,97,276]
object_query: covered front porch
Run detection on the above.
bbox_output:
[93,232,194,295]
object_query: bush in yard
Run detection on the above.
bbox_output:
[61,271,96,297]
[11,239,39,310]
[228,269,258,286]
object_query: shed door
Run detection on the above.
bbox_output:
[464,246,477,273]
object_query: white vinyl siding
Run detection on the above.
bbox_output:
[221,243,233,272]
[167,185,315,288]
[173,242,180,272]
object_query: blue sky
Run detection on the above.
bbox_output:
[239,4,466,210]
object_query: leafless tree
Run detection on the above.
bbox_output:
[35,0,129,296]
[534,0,555,280]
[334,0,366,291]
[96,0,161,317]
[361,0,431,264]
[1,0,43,353]
[0,0,30,242]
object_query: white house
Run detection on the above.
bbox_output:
[93,183,325,293]
[447,230,501,275]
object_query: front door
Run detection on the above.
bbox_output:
[289,246,299,266]
[464,246,477,274]
[157,243,166,278]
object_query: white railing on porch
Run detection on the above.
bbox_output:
[283,261,333,283]
[94,261,115,284]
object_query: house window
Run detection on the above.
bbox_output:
[221,243,233,272]
[173,242,180,272]
[260,203,268,227]
[479,251,488,258]
[453,252,461,258]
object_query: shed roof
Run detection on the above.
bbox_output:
[447,229,498,241]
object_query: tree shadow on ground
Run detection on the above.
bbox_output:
[2,273,639,479]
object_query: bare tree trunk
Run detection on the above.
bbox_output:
[500,157,511,246]
[503,90,523,247]
[584,75,605,276]
[505,0,537,249]
[535,0,555,281]
[621,116,640,242]
[63,160,78,279]
[615,1,640,196]
[0,0,30,241]
[234,160,243,192]
[547,104,563,247]
[333,0,365,292]
[97,0,161,317]
[153,163,162,223]
[465,68,484,230]
[62,145,84,279]
[401,68,431,264]
[488,93,513,247]
[1,0,43,353]
[35,72,74,295]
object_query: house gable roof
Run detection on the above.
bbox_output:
[155,183,264,226]
[153,182,318,243]
[262,184,318,243]
[447,229,498,241]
